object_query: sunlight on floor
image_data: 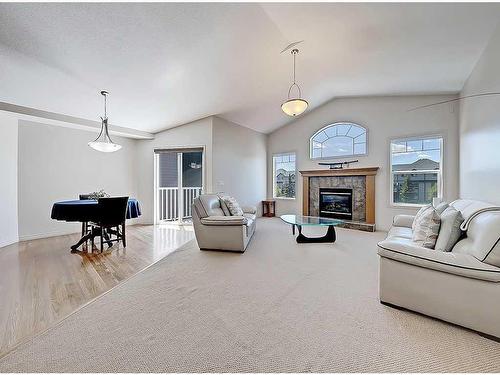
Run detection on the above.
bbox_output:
[151,223,195,261]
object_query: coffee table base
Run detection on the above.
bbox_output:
[294,224,337,243]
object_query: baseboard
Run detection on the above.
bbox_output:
[18,223,142,242]
[0,237,19,249]
[19,230,80,242]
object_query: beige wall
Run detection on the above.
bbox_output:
[0,112,19,247]
[18,120,138,240]
[135,117,214,224]
[267,95,460,231]
[212,117,267,214]
[459,25,500,204]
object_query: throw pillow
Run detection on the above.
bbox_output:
[219,195,244,216]
[435,202,449,215]
[217,195,231,216]
[412,207,441,249]
[412,204,433,232]
[412,202,448,232]
[435,206,464,252]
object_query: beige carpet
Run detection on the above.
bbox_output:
[1,219,500,372]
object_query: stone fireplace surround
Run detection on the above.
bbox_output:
[313,178,363,220]
[300,167,379,232]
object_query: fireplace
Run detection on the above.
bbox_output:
[300,167,378,231]
[319,188,353,220]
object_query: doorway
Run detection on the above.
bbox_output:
[154,148,204,224]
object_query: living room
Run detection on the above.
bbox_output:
[1,2,500,373]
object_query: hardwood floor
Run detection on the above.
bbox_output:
[0,224,195,357]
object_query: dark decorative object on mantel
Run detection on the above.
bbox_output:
[318,160,359,170]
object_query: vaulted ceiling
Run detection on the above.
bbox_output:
[1,3,499,134]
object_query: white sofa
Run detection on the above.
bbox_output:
[378,199,500,338]
[192,194,256,252]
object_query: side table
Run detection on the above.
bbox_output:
[262,200,276,217]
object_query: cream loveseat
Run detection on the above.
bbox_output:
[378,199,500,338]
[192,194,256,252]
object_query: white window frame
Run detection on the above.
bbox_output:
[310,122,368,160]
[389,135,444,208]
[272,152,297,200]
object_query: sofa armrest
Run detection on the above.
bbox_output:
[392,214,415,228]
[378,239,500,282]
[200,215,248,226]
[241,206,257,214]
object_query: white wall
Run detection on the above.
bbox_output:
[9,114,263,241]
[459,25,500,204]
[0,112,19,248]
[135,117,214,224]
[18,120,138,240]
[212,117,267,214]
[2,93,462,244]
[267,95,460,231]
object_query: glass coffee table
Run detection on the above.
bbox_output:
[280,215,344,243]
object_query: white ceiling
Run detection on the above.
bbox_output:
[0,3,499,134]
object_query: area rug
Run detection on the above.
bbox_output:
[1,219,499,372]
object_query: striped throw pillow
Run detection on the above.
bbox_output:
[412,207,441,249]
[219,195,244,216]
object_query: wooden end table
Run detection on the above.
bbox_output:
[262,200,276,217]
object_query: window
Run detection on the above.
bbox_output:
[273,153,296,199]
[390,136,443,206]
[310,122,367,159]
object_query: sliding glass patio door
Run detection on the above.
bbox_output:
[155,148,204,224]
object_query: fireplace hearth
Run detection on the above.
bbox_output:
[319,188,353,220]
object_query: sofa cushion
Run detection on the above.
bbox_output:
[243,213,256,221]
[193,199,208,218]
[452,210,500,267]
[200,215,248,226]
[449,199,495,221]
[242,206,257,215]
[435,206,464,252]
[378,238,500,282]
[198,195,225,216]
[392,214,415,228]
[412,207,441,249]
[219,195,244,216]
[387,226,413,240]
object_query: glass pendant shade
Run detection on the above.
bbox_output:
[88,142,121,152]
[88,91,121,152]
[88,140,122,152]
[282,48,308,117]
[281,98,308,116]
[88,118,122,152]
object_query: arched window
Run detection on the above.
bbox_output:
[310,122,367,159]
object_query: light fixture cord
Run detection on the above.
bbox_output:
[287,50,302,99]
[103,93,107,119]
[102,92,114,142]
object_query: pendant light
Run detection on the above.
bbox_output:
[88,91,122,152]
[281,48,308,116]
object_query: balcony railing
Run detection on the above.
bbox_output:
[158,187,203,221]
